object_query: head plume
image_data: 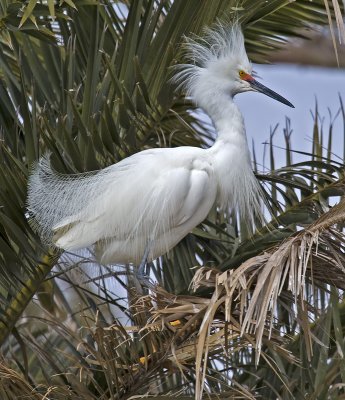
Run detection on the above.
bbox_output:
[172,21,250,98]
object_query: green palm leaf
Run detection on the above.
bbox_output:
[0,1,344,398]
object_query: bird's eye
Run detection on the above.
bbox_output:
[239,70,246,78]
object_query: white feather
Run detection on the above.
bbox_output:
[28,148,219,264]
[27,21,272,265]
[172,21,250,99]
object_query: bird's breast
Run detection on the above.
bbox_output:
[208,141,253,210]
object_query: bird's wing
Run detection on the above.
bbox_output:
[28,149,215,252]
[27,151,155,248]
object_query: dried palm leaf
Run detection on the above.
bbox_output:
[145,198,345,399]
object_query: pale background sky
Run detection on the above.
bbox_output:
[237,64,345,169]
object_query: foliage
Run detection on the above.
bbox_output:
[0,0,345,399]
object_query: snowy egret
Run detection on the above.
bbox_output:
[27,23,293,266]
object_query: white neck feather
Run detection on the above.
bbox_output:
[200,93,247,146]
[202,93,263,227]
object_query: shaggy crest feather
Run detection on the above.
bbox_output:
[172,21,249,97]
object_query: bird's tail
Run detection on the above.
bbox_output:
[27,155,105,248]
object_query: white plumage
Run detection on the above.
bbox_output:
[27,22,293,265]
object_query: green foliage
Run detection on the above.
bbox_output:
[0,0,344,399]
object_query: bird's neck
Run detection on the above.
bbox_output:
[202,94,262,222]
[203,94,247,146]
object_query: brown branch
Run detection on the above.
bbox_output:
[267,29,345,68]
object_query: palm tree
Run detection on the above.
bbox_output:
[0,1,345,398]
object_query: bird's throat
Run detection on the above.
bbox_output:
[205,96,247,146]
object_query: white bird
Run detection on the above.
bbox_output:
[27,23,293,266]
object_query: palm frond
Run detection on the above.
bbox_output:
[0,1,345,399]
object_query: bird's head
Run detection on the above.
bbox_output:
[173,22,294,109]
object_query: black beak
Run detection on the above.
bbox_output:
[249,79,294,108]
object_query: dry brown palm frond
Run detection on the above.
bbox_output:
[200,199,345,350]
[0,360,42,400]
[0,356,258,400]
[323,0,345,65]
[7,306,264,399]
[0,358,77,399]
[142,199,345,399]
[138,285,297,400]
